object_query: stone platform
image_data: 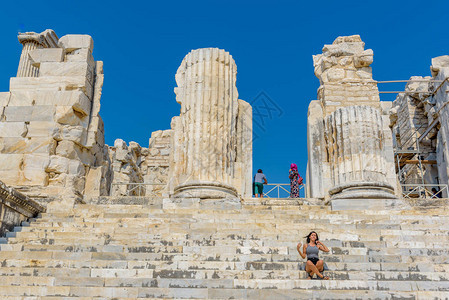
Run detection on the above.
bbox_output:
[0,197,448,299]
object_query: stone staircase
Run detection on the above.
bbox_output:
[0,197,449,299]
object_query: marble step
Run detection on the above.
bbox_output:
[10,223,449,237]
[36,206,449,216]
[0,240,394,250]
[36,208,449,217]
[2,258,448,272]
[1,290,447,300]
[1,248,448,264]
[1,281,449,298]
[7,243,449,257]
[2,253,446,266]
[30,217,449,229]
[15,223,449,236]
[1,267,448,280]
[1,276,449,289]
[7,236,448,249]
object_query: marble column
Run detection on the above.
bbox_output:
[325,105,396,199]
[16,30,58,77]
[172,48,239,198]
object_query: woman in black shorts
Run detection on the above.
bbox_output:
[297,231,329,279]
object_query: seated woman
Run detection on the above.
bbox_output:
[297,231,329,279]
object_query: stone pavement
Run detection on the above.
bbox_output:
[0,197,448,299]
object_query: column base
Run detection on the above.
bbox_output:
[173,181,238,199]
[329,181,396,200]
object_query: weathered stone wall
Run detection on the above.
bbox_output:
[107,130,172,197]
[0,180,45,236]
[389,57,449,197]
[0,31,107,210]
[429,57,449,195]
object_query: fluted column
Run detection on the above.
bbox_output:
[17,33,42,77]
[172,48,239,198]
[325,105,396,199]
[16,30,59,77]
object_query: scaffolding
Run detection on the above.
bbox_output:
[380,78,448,198]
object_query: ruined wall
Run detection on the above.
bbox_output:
[390,77,437,186]
[107,130,172,198]
[0,31,107,210]
[390,56,449,197]
[429,57,449,195]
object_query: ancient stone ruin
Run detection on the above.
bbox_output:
[0,30,252,211]
[306,35,398,209]
[1,31,449,298]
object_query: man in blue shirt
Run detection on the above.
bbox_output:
[253,169,267,198]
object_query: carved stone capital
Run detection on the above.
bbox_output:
[18,29,58,48]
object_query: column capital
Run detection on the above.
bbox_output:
[18,29,58,48]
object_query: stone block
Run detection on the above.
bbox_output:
[0,153,23,170]
[26,121,59,138]
[65,173,86,192]
[33,90,91,116]
[84,166,108,197]
[88,116,104,133]
[0,137,56,154]
[0,122,28,137]
[66,48,94,64]
[55,140,94,165]
[58,34,94,52]
[55,106,86,126]
[10,77,93,99]
[354,49,374,68]
[21,154,51,185]
[55,140,79,158]
[23,153,51,170]
[31,106,56,122]
[8,91,34,106]
[47,155,85,176]
[0,170,21,185]
[61,125,87,144]
[326,68,345,82]
[0,92,10,107]
[39,62,94,85]
[3,106,33,122]
[431,55,449,76]
[29,48,64,67]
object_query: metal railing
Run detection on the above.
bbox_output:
[262,183,305,198]
[111,183,166,197]
[402,184,448,199]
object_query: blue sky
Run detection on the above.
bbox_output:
[1,0,448,187]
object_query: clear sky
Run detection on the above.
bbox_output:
[1,0,448,186]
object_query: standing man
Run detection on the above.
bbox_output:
[254,169,268,198]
